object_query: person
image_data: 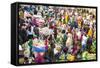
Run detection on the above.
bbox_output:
[32,38,46,63]
[48,35,56,62]
[87,27,93,38]
[64,11,69,24]
[54,27,57,39]
[66,30,73,53]
[33,26,39,38]
[19,24,28,44]
[81,32,88,51]
[87,36,93,52]
[62,30,67,46]
[77,15,83,29]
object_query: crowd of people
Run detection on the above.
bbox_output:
[18,4,96,64]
